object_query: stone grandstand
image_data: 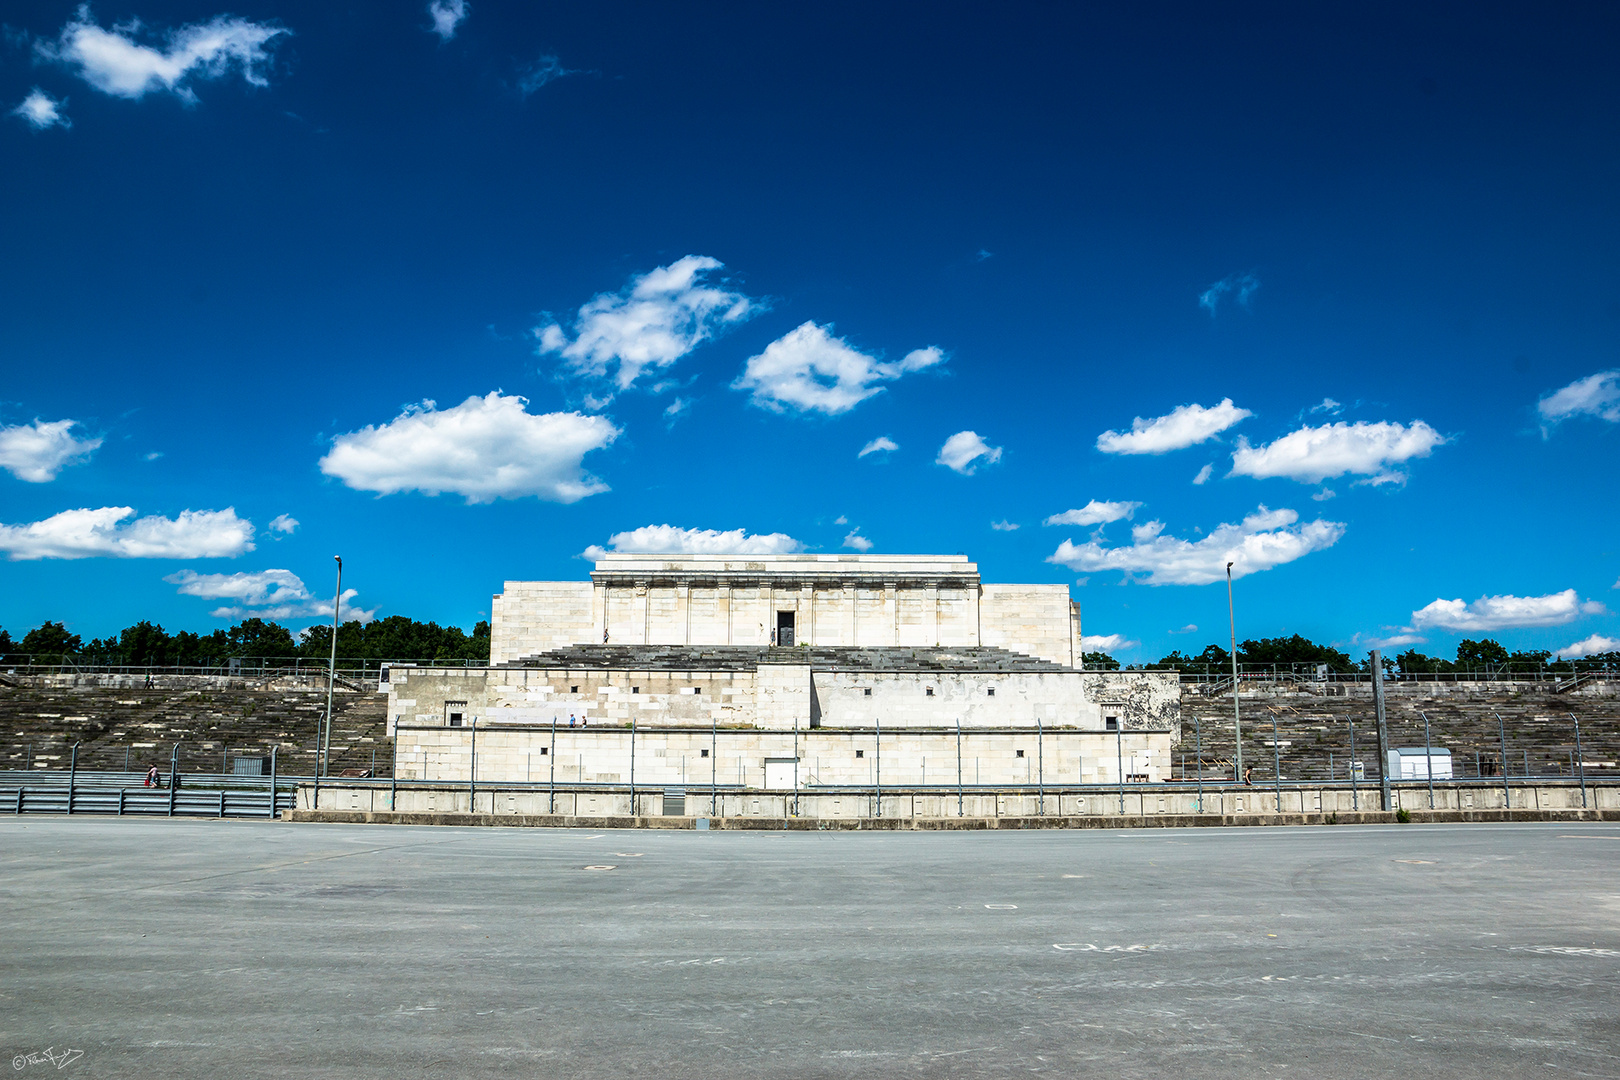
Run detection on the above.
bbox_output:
[1177,680,1620,780]
[0,675,390,776]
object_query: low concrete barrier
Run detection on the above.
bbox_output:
[284,806,1618,829]
[289,778,1620,828]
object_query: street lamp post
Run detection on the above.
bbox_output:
[321,556,342,779]
[1227,561,1242,782]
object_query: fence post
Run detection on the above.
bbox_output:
[1371,649,1390,811]
[1271,714,1281,813]
[68,742,77,815]
[1570,712,1587,810]
[168,744,178,817]
[1422,711,1435,810]
[1495,712,1511,809]
[874,717,881,819]
[956,716,963,818]
[1116,724,1124,814]
[469,719,477,809]
[1349,718,1358,811]
[269,746,278,819]
[628,715,635,818]
[1195,715,1203,814]
[1036,714,1044,816]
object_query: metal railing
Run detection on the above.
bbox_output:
[0,770,295,819]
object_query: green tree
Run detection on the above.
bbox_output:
[1396,649,1452,674]
[1081,651,1120,670]
[0,627,13,653]
[1455,638,1509,668]
[1507,648,1551,671]
[1237,634,1353,672]
[20,621,82,658]
[226,618,298,658]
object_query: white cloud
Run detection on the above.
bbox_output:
[40,8,288,103]
[1169,623,1198,634]
[1043,500,1140,527]
[842,530,873,552]
[0,506,253,561]
[1309,397,1343,416]
[663,397,691,422]
[733,322,944,415]
[833,515,848,525]
[537,256,757,391]
[1198,273,1260,314]
[166,568,305,605]
[936,430,1001,475]
[858,436,899,458]
[990,520,1019,531]
[1311,488,1337,501]
[1047,505,1344,585]
[1559,634,1620,658]
[319,392,619,504]
[1082,633,1138,652]
[0,419,101,482]
[1410,590,1605,633]
[12,89,70,130]
[1096,399,1252,455]
[518,54,580,96]
[1131,520,1165,542]
[1230,420,1446,485]
[1368,634,1427,650]
[167,567,375,623]
[268,514,298,534]
[1538,370,1620,428]
[1192,463,1213,485]
[581,524,804,560]
[427,0,468,40]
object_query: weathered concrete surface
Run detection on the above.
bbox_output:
[3,819,1618,1078]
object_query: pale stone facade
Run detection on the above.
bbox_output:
[388,552,1181,799]
[490,554,1081,668]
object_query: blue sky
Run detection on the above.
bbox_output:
[2,1,1619,662]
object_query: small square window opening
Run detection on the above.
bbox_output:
[863,687,872,697]
[925,687,934,697]
[1016,749,1025,758]
[700,748,710,758]
[539,747,548,755]
[856,749,865,758]
[987,687,995,696]
[570,685,579,694]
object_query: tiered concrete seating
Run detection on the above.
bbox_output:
[0,679,391,776]
[1176,682,1620,780]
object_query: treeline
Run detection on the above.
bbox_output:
[1083,634,1618,674]
[0,615,491,665]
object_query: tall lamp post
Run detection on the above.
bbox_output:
[321,556,342,778]
[1227,561,1242,781]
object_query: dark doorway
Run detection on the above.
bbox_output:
[776,610,795,647]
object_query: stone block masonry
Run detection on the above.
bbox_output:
[490,554,1082,668]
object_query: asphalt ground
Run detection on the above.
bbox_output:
[2,820,1618,1079]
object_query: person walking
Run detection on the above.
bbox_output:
[569,713,577,728]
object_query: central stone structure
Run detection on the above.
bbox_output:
[492,553,1079,666]
[387,552,1181,801]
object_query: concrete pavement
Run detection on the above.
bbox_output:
[2,819,1617,1078]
